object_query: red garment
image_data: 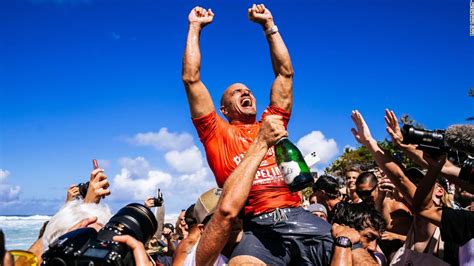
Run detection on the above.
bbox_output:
[192,105,301,216]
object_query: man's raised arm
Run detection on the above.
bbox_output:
[182,6,215,118]
[249,4,294,112]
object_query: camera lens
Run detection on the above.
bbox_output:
[101,203,158,243]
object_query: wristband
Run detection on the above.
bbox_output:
[264,25,278,36]
[334,236,352,248]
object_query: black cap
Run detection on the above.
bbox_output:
[405,167,426,185]
[184,204,197,226]
[313,175,340,196]
[436,176,449,192]
[163,223,174,232]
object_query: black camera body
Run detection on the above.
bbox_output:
[42,203,158,266]
[77,182,90,199]
[152,197,163,207]
[401,124,448,154]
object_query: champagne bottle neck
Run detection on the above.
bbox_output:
[275,137,289,145]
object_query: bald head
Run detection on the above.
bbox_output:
[220,83,247,107]
[219,83,257,124]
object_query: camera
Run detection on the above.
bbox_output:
[401,124,448,154]
[42,203,158,266]
[459,157,474,184]
[153,197,163,207]
[77,182,90,199]
[152,189,163,207]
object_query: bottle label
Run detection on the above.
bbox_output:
[279,161,301,184]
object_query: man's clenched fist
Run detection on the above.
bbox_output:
[188,6,214,28]
[248,4,274,29]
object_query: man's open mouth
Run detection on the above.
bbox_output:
[241,98,252,107]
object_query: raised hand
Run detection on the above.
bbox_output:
[188,6,214,28]
[248,4,274,28]
[66,184,80,202]
[384,109,412,149]
[256,115,288,148]
[144,197,155,208]
[84,168,110,203]
[351,110,374,146]
[378,178,395,193]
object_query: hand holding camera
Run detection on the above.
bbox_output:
[144,189,164,208]
[84,163,110,203]
[66,184,80,202]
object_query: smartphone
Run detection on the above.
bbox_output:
[93,159,99,170]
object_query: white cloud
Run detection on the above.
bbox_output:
[112,159,172,200]
[0,169,21,204]
[118,156,150,177]
[0,169,10,182]
[296,131,339,164]
[110,154,216,212]
[128,128,194,151]
[165,146,203,174]
[0,184,21,203]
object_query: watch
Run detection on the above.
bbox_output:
[334,236,353,248]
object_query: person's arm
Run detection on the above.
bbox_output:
[182,6,215,118]
[196,115,287,266]
[384,109,472,193]
[331,224,358,266]
[351,110,417,206]
[381,231,407,242]
[412,155,446,226]
[248,4,293,112]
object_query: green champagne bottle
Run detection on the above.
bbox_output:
[274,137,313,192]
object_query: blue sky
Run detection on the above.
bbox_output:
[1,0,472,216]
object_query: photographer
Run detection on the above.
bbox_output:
[144,189,165,240]
[384,109,473,194]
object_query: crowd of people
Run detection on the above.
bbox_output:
[1,4,473,266]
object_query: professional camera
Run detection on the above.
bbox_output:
[77,182,90,199]
[42,203,158,266]
[401,124,448,153]
[401,124,474,156]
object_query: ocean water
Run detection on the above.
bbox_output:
[1,215,51,250]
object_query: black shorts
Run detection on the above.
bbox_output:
[230,207,333,265]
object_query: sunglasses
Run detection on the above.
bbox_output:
[356,185,378,200]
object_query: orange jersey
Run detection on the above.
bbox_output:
[192,105,301,216]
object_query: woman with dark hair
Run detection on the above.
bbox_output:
[0,229,14,266]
